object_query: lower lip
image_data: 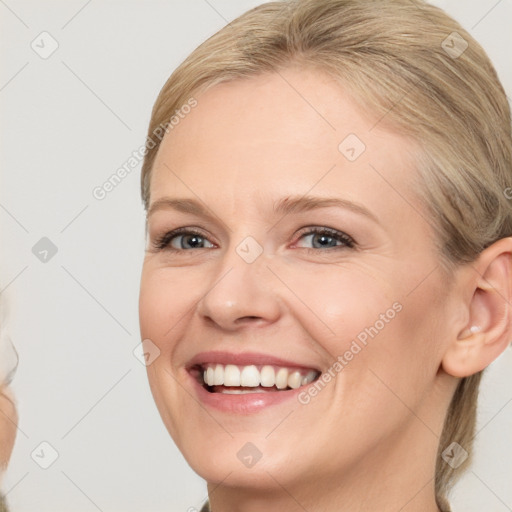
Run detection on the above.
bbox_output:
[187,371,307,414]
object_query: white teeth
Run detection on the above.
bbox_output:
[260,365,275,387]
[213,364,224,385]
[223,364,240,386]
[240,365,260,387]
[200,363,319,390]
[287,371,302,389]
[206,367,215,386]
[275,368,289,389]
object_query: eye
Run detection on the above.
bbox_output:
[151,226,355,253]
[293,226,355,250]
[153,228,215,251]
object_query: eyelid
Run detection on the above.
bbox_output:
[151,225,356,252]
[152,226,214,251]
[292,226,355,249]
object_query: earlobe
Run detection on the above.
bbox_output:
[442,238,512,378]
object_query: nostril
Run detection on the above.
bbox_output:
[236,316,262,323]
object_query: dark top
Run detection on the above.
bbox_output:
[0,494,8,512]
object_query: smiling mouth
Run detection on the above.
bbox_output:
[190,363,321,394]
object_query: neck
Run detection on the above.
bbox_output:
[207,475,441,512]
[207,419,443,512]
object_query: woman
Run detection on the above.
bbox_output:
[0,388,16,512]
[138,0,512,510]
[0,334,18,512]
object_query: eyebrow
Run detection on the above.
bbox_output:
[147,195,379,224]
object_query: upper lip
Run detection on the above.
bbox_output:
[186,351,321,372]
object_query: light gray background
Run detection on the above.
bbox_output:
[1,1,511,511]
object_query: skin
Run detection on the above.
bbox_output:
[139,66,512,512]
[0,386,17,474]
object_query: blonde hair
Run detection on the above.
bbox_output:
[140,0,512,508]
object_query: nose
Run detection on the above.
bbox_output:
[196,242,282,331]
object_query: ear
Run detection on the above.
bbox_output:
[442,237,512,378]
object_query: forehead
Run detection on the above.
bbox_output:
[150,68,419,219]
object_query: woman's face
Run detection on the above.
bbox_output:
[0,387,17,471]
[139,68,459,495]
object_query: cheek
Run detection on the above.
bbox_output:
[278,261,396,350]
[0,393,17,465]
[297,260,444,400]
[337,275,448,415]
[139,266,193,349]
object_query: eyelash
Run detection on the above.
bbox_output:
[152,226,356,253]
